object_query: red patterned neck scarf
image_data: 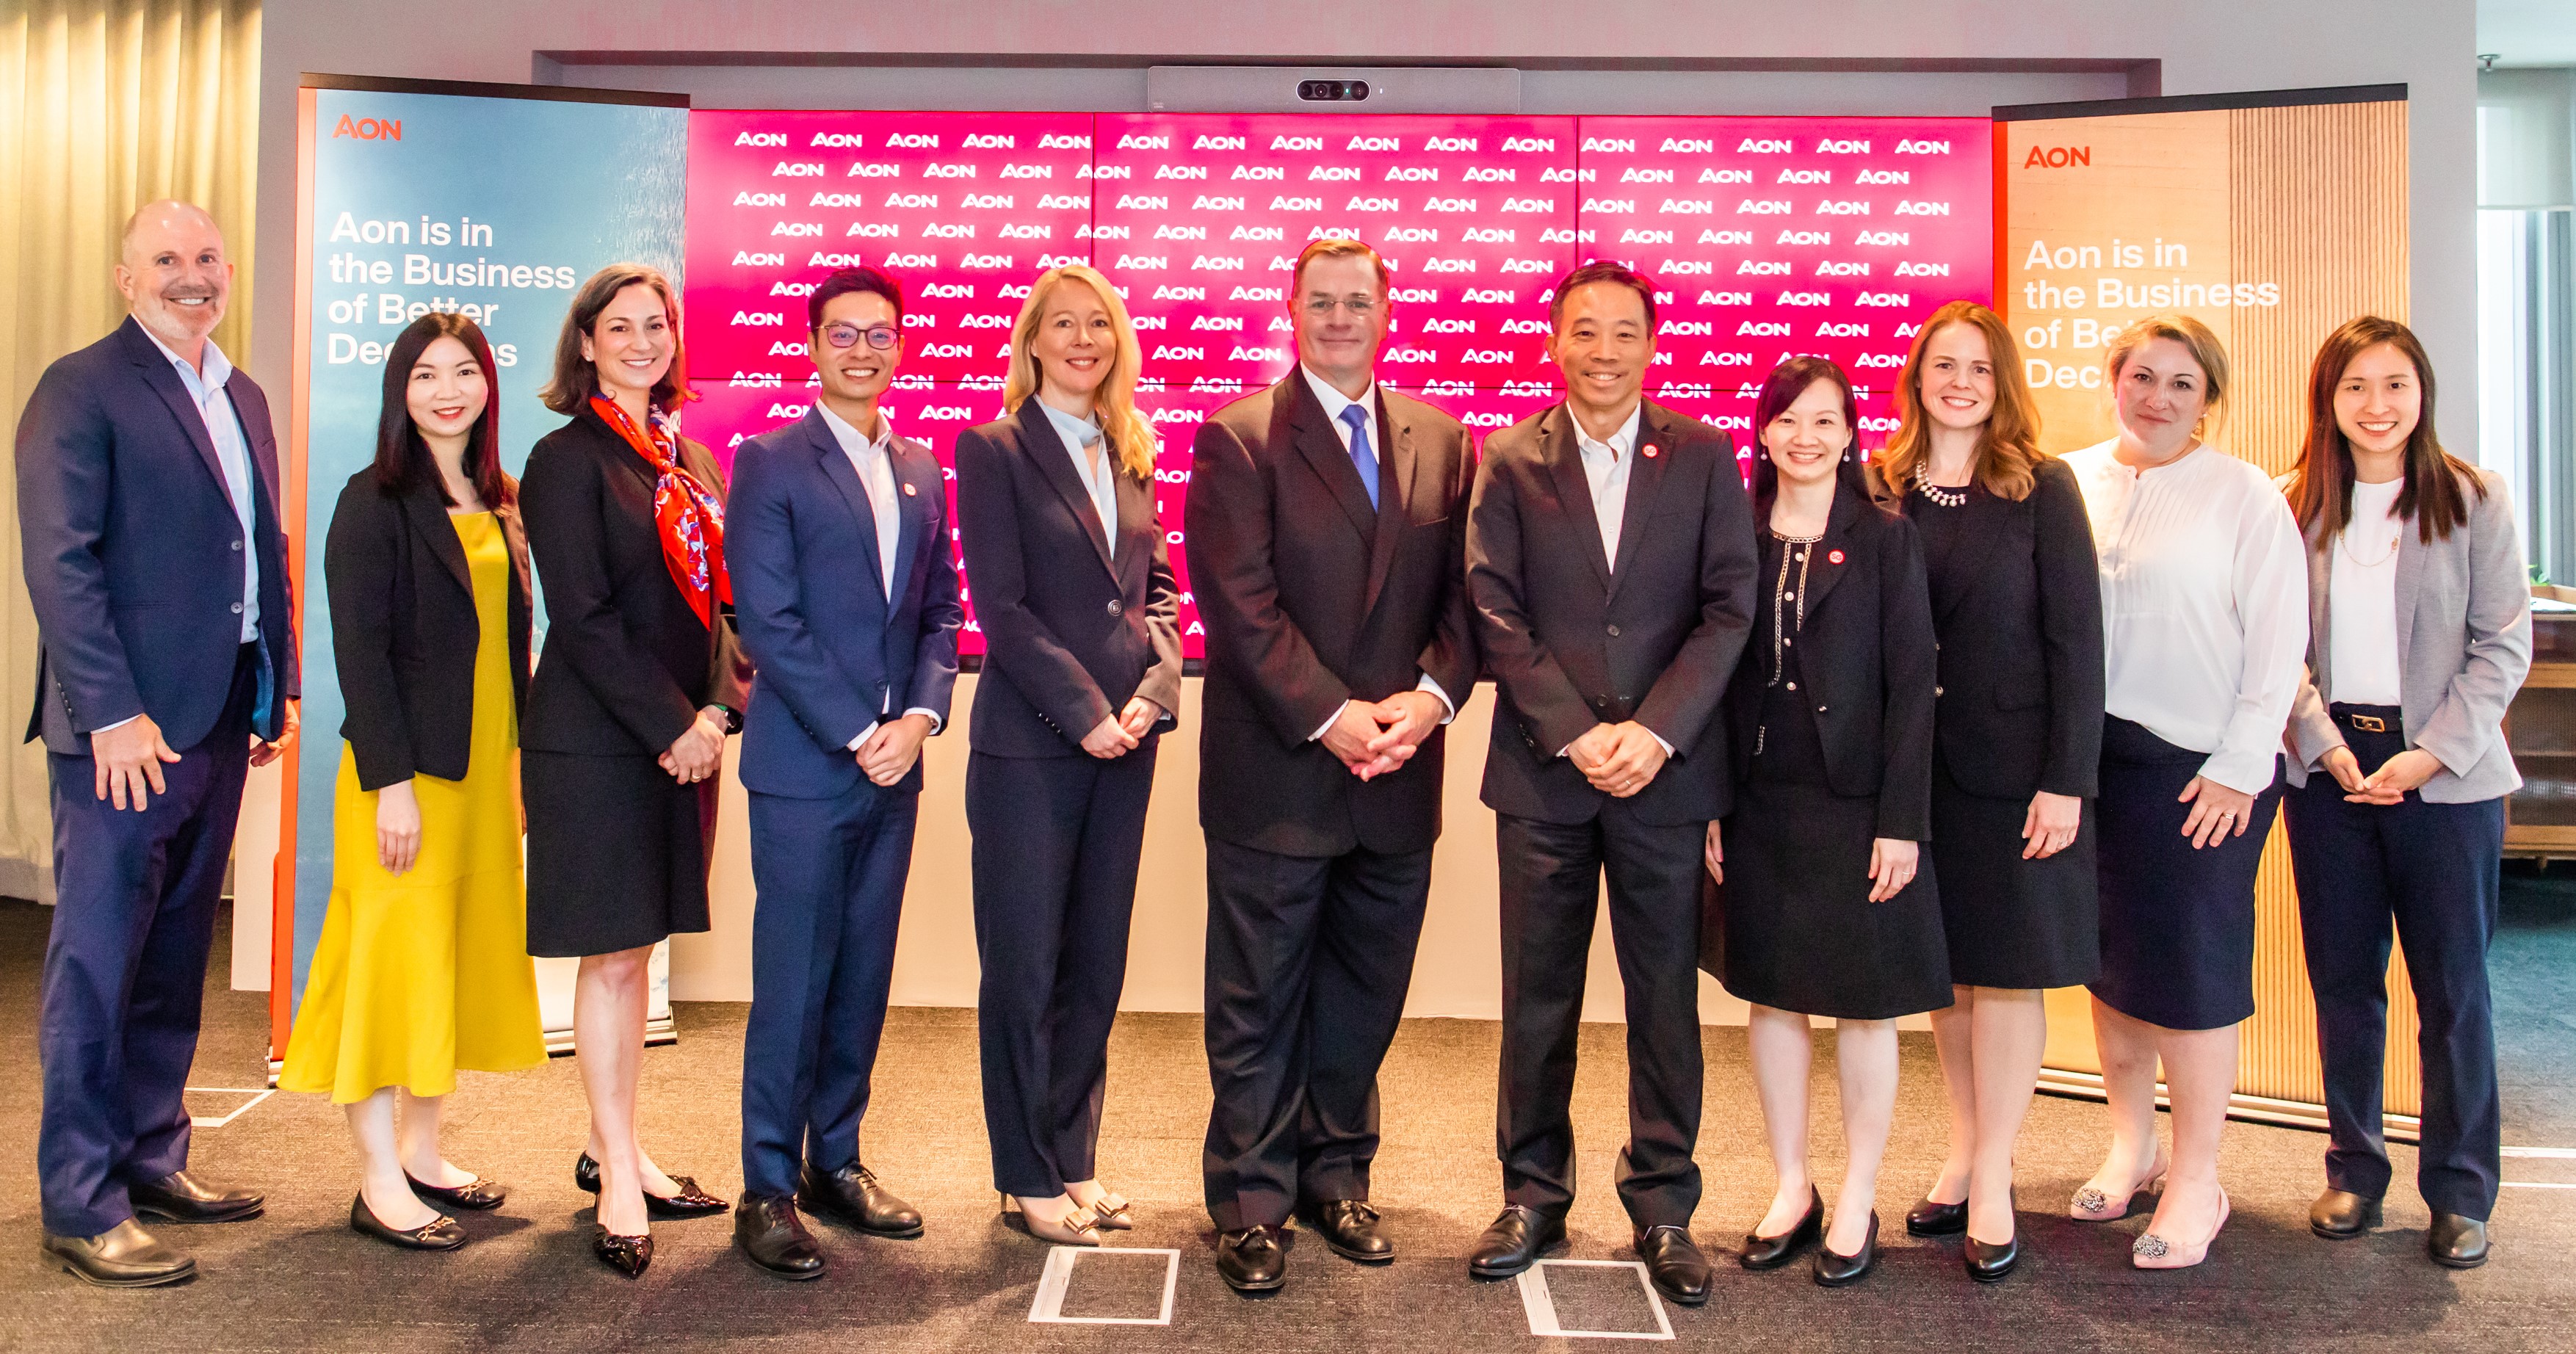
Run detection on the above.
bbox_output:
[591,396,731,627]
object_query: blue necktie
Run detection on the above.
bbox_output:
[1339,403,1380,510]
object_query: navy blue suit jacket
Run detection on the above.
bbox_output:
[728,408,962,799]
[15,317,297,753]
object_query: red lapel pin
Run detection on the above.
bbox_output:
[1828,549,1845,564]
[902,482,919,496]
[1640,443,1660,459]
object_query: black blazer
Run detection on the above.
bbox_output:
[1467,401,1759,825]
[325,467,532,791]
[16,317,299,752]
[1914,456,2104,800]
[1185,372,1477,857]
[955,399,1182,758]
[1725,482,1939,841]
[518,404,750,758]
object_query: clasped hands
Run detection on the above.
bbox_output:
[2320,744,2442,807]
[659,706,731,785]
[1567,720,1667,798]
[1320,690,1446,781]
[1081,698,1166,759]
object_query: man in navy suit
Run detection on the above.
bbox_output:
[725,266,961,1278]
[16,201,298,1286]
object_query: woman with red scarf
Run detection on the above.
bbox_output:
[524,264,751,1277]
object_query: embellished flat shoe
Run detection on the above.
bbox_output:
[407,1174,507,1212]
[350,1193,465,1251]
[2071,1146,2170,1223]
[2133,1189,2229,1270]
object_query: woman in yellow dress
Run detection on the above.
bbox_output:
[281,313,545,1250]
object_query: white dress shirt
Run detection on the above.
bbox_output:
[1574,403,1643,571]
[817,402,942,746]
[2066,439,2309,794]
[1038,399,1117,564]
[1294,366,1453,739]
[2328,477,2406,706]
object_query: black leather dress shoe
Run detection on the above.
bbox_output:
[799,1162,924,1238]
[1635,1225,1712,1306]
[2309,1188,2383,1239]
[1964,1231,2019,1283]
[575,1154,728,1219]
[350,1193,465,1251]
[1906,1196,1967,1237]
[736,1192,826,1279]
[407,1175,507,1212]
[1813,1212,1880,1287]
[43,1220,195,1287]
[1299,1198,1393,1263]
[129,1170,263,1224]
[1469,1204,1566,1278]
[2428,1213,2490,1269]
[1740,1187,1823,1270]
[1216,1225,1287,1292]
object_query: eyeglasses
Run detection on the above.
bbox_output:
[1303,297,1380,318]
[820,322,901,351]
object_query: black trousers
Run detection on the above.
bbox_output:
[1496,806,1706,1228]
[1201,836,1432,1232]
[969,745,1156,1197]
[2282,706,2504,1220]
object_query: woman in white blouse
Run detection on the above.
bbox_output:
[2062,316,2307,1270]
[2279,317,2528,1270]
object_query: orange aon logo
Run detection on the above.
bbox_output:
[331,115,401,141]
[2022,145,2089,168]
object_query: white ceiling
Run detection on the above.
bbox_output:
[2480,0,2576,67]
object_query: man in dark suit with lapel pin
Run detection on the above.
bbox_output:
[17,201,299,1286]
[725,267,961,1278]
[1461,261,1758,1304]
[1186,237,1477,1292]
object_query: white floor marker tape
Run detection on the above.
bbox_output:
[1025,1246,1180,1325]
[185,1087,273,1129]
[1515,1259,1676,1342]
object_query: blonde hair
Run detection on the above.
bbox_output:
[1877,301,2047,502]
[1002,265,1159,479]
[2104,314,2229,438]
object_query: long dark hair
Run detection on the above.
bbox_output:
[538,262,690,416]
[374,312,510,508]
[2286,315,2483,546]
[1749,355,1875,514]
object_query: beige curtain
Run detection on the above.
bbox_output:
[0,0,261,900]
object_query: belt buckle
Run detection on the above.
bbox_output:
[2349,714,2387,734]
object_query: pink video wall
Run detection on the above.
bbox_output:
[682,111,1994,656]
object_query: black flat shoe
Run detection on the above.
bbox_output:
[1741,1187,1824,1270]
[592,1226,653,1278]
[2428,1213,2490,1269]
[407,1175,507,1212]
[1964,1231,2019,1283]
[799,1162,922,1237]
[1635,1225,1712,1306]
[1813,1212,1879,1287]
[2310,1188,2383,1239]
[1906,1195,1967,1237]
[1469,1203,1566,1278]
[42,1220,195,1287]
[1298,1198,1394,1263]
[350,1193,465,1251]
[129,1170,264,1224]
[1216,1225,1287,1293]
[575,1154,728,1219]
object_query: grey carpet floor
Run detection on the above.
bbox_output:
[1,894,2569,1353]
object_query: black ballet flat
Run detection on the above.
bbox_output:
[350,1194,465,1252]
[592,1226,653,1278]
[1740,1186,1824,1270]
[1965,1231,2020,1283]
[1813,1212,1880,1287]
[407,1174,507,1212]
[1906,1196,1967,1237]
[574,1154,728,1219]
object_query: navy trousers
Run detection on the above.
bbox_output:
[2282,705,2504,1220]
[739,782,918,1199]
[1201,836,1432,1232]
[967,744,1155,1197]
[39,645,256,1237]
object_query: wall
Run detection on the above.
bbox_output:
[245,1,2478,1020]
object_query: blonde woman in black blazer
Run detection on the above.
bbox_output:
[954,264,1182,1247]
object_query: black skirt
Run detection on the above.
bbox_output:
[523,750,717,958]
[1926,750,2100,990]
[2087,715,2281,1031]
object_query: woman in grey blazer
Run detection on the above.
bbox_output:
[2280,316,2530,1271]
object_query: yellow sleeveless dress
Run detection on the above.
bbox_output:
[282,510,546,1101]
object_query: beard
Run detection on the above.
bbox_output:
[137,288,225,347]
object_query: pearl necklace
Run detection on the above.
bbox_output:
[1913,463,1967,508]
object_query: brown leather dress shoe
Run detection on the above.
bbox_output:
[798,1161,924,1237]
[43,1220,196,1287]
[736,1192,826,1279]
[129,1170,263,1224]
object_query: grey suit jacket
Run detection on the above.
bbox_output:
[2282,466,2530,803]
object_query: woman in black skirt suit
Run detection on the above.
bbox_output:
[1710,356,1943,1286]
[522,264,750,1274]
[1877,303,2103,1281]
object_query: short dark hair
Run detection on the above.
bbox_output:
[1548,260,1658,333]
[374,312,510,509]
[809,265,905,332]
